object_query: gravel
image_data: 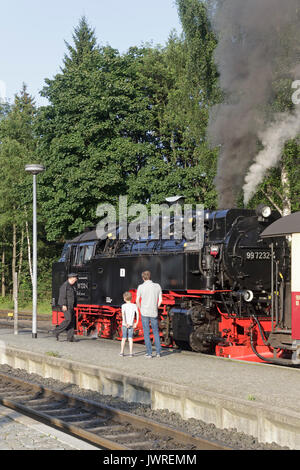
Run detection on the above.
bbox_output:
[0,364,288,450]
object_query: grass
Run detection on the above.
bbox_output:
[0,296,52,315]
[247,394,256,401]
[45,351,61,358]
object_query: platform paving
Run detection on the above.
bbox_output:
[0,404,98,450]
[0,326,300,448]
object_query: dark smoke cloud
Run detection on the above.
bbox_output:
[207,0,300,208]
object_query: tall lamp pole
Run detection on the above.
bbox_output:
[25,164,45,338]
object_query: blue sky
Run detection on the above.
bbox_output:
[0,0,182,106]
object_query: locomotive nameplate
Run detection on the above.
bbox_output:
[245,250,271,260]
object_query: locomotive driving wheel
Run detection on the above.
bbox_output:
[189,329,212,353]
[188,304,219,354]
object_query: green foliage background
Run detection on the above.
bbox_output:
[0,2,298,311]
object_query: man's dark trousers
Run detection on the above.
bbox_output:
[55,309,75,341]
[55,279,77,341]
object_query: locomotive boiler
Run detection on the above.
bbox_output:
[52,205,296,364]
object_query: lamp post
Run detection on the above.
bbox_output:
[25,164,45,338]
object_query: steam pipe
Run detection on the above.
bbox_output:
[250,315,293,366]
[249,330,293,366]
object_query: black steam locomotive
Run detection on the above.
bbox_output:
[52,205,295,364]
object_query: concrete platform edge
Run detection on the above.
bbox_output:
[0,344,299,449]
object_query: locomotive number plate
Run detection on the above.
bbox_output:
[245,250,271,260]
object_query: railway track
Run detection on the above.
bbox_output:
[0,309,51,321]
[0,372,230,450]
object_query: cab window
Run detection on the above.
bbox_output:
[85,244,94,261]
[58,243,70,262]
[73,243,95,266]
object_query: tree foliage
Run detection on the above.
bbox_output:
[0,5,298,304]
[0,85,36,298]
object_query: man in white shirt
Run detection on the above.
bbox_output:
[136,271,162,358]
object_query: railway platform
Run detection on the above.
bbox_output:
[0,326,300,449]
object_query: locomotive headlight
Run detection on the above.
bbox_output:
[243,290,254,302]
[256,204,271,219]
[262,206,271,218]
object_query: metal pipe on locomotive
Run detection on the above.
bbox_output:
[52,204,298,365]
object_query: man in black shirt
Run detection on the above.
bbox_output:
[53,273,78,342]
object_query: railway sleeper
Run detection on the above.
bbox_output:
[24,399,64,407]
[39,406,86,416]
[53,411,93,421]
[88,424,125,433]
[102,432,143,441]
[0,389,33,397]
[129,441,155,449]
[70,418,108,427]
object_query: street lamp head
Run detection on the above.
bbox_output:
[25,164,45,175]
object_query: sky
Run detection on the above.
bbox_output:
[0,0,182,107]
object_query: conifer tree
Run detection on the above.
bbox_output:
[63,16,98,68]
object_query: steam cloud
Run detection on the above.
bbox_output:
[207,0,300,208]
[243,108,300,204]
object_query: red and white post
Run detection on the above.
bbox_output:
[291,233,300,362]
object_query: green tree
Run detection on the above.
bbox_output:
[36,18,162,240]
[131,0,220,207]
[0,84,37,298]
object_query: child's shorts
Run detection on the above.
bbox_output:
[122,326,134,339]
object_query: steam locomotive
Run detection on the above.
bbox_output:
[52,205,297,365]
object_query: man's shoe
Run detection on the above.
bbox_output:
[68,337,78,342]
[51,329,59,341]
[145,354,152,359]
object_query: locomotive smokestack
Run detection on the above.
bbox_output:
[207,0,300,208]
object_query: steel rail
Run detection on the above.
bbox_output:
[0,310,51,321]
[0,372,230,451]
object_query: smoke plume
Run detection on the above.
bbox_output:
[243,108,300,205]
[207,0,300,208]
